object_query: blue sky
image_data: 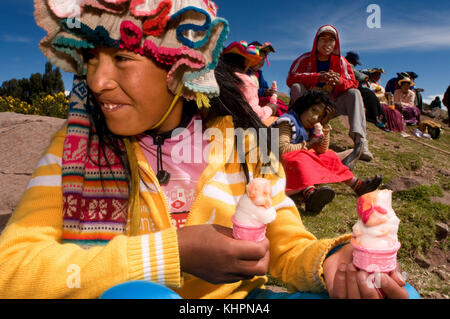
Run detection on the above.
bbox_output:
[1,0,449,106]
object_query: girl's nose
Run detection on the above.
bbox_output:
[87,55,118,94]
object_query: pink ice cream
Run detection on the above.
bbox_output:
[313,123,324,138]
[352,190,400,250]
[270,81,278,104]
[233,178,277,227]
[232,178,277,241]
[351,190,401,273]
[270,93,278,105]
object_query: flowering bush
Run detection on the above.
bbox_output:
[0,96,38,115]
[0,92,69,119]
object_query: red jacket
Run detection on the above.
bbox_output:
[286,25,358,100]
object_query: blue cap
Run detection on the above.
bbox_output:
[345,51,362,65]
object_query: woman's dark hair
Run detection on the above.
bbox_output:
[220,52,247,73]
[205,54,277,179]
[85,52,276,192]
[290,89,336,121]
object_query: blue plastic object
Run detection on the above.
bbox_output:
[100,281,182,299]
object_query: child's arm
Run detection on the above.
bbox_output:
[0,127,181,298]
[276,121,308,154]
[311,125,331,154]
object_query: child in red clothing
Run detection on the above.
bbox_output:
[272,90,382,214]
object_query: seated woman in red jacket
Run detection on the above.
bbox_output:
[272,90,382,214]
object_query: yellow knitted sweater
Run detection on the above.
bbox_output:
[0,116,350,299]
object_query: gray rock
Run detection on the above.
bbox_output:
[432,268,448,281]
[439,169,450,177]
[435,223,449,241]
[0,112,65,233]
[414,256,431,269]
[382,177,421,193]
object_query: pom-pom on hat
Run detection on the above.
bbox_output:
[249,41,275,54]
[34,0,229,106]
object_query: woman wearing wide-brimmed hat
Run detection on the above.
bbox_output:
[394,77,421,125]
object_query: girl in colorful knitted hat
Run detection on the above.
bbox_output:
[0,0,416,300]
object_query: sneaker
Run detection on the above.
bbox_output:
[305,187,336,214]
[354,175,383,197]
[342,142,363,171]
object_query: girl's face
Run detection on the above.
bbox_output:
[300,103,326,129]
[371,72,381,82]
[86,47,183,136]
[400,82,411,93]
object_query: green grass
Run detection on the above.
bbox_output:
[394,185,449,258]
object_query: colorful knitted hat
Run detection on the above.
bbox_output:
[34,0,229,105]
[33,0,229,247]
[222,41,263,71]
[258,42,275,54]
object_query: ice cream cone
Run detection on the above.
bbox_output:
[231,215,267,242]
[270,93,278,105]
[352,240,401,273]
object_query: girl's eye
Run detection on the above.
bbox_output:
[115,55,132,62]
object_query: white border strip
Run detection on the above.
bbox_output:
[141,235,151,281]
[154,232,165,285]
[26,175,62,190]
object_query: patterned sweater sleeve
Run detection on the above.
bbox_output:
[275,121,308,154]
[0,126,181,299]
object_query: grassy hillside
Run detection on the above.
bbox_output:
[269,113,450,299]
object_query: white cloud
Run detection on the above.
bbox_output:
[1,34,33,43]
[341,25,450,52]
[423,94,444,105]
[270,4,450,57]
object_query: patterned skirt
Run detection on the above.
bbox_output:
[381,104,405,132]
